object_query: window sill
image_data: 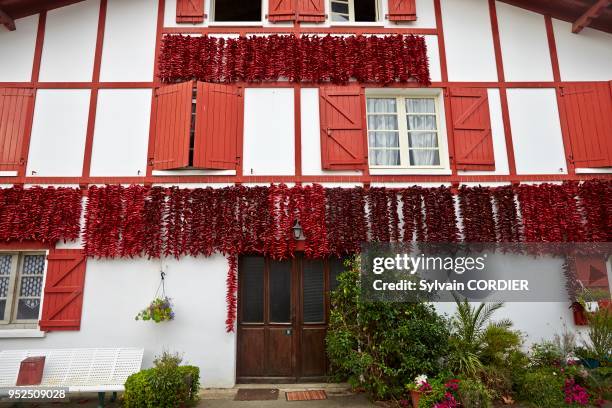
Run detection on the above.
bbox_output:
[152,169,237,176]
[0,171,18,177]
[575,168,612,174]
[0,329,46,338]
[369,168,452,176]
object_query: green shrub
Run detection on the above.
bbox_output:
[123,353,200,408]
[530,341,563,367]
[478,366,513,402]
[584,308,612,362]
[456,377,493,408]
[326,257,450,400]
[515,368,565,408]
[586,366,612,401]
[416,376,449,408]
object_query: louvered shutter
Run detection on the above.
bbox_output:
[0,88,34,172]
[449,88,495,171]
[319,86,367,170]
[152,81,193,170]
[176,0,205,23]
[575,256,609,289]
[297,0,325,22]
[268,0,297,21]
[559,83,612,168]
[39,249,87,331]
[387,0,417,21]
[193,82,241,170]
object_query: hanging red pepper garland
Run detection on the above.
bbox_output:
[158,34,431,86]
[3,181,611,332]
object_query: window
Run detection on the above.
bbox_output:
[331,0,378,22]
[0,253,46,325]
[367,96,442,168]
[213,0,262,22]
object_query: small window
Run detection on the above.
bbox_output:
[0,253,46,325]
[367,96,442,168]
[331,0,378,22]
[213,0,262,22]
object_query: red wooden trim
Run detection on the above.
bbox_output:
[81,0,107,178]
[0,242,53,250]
[294,85,302,178]
[572,0,611,34]
[146,0,166,178]
[487,0,517,177]
[545,15,576,175]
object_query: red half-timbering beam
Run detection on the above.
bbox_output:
[572,0,611,33]
[0,7,15,31]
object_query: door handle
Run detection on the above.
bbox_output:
[285,328,292,336]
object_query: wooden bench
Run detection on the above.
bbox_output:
[0,348,144,407]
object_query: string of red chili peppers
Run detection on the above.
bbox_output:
[158,34,431,86]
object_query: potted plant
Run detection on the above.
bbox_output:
[407,375,432,407]
[135,297,175,323]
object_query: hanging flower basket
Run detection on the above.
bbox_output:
[135,297,175,323]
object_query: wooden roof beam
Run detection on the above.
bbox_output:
[0,7,15,31]
[572,0,611,33]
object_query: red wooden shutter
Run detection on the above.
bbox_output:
[0,88,34,172]
[297,0,325,22]
[152,81,193,171]
[387,0,417,21]
[559,83,612,168]
[176,0,205,23]
[193,82,241,170]
[39,249,87,331]
[268,0,297,21]
[575,256,609,289]
[319,86,367,170]
[449,88,495,171]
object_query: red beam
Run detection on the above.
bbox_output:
[0,7,15,31]
[572,0,611,33]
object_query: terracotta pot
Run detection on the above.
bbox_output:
[572,302,588,326]
[410,390,424,408]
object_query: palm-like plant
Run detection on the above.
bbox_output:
[448,294,513,376]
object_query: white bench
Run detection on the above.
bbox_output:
[0,348,144,407]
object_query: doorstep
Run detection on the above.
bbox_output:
[200,383,353,400]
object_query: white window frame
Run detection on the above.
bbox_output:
[0,252,47,327]
[330,0,380,23]
[210,0,264,24]
[365,90,451,173]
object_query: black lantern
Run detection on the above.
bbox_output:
[292,220,305,241]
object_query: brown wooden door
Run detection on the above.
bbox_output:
[237,255,343,383]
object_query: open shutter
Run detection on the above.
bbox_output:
[0,88,34,172]
[297,0,325,22]
[39,249,87,331]
[193,82,241,170]
[268,0,297,21]
[575,256,609,289]
[387,0,417,21]
[152,81,193,170]
[176,0,205,23]
[559,83,612,168]
[449,88,495,171]
[319,86,367,170]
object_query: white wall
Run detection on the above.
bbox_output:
[0,255,236,388]
[89,89,152,177]
[458,89,509,175]
[553,19,612,81]
[0,15,38,82]
[496,2,553,82]
[441,0,497,82]
[39,0,100,82]
[425,35,442,83]
[507,88,567,175]
[243,88,295,176]
[99,0,158,82]
[26,90,91,177]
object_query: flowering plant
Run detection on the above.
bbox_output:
[407,374,432,391]
[135,297,175,323]
[564,378,590,406]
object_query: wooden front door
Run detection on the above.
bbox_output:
[236,255,343,383]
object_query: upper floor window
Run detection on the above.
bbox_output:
[367,96,442,168]
[0,253,46,325]
[331,0,379,22]
[213,0,262,22]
